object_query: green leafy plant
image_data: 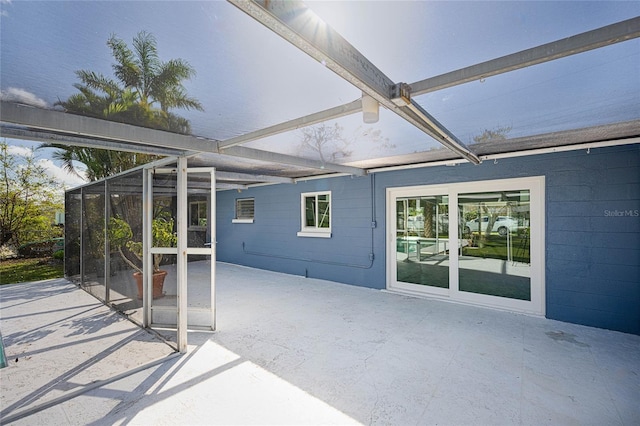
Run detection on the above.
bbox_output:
[108,212,177,273]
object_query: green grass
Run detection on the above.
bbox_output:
[0,257,64,284]
[462,234,530,263]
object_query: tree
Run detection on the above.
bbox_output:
[298,123,351,164]
[472,125,512,144]
[51,148,157,182]
[0,141,63,248]
[298,123,395,164]
[51,31,203,180]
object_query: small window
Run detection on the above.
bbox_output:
[297,191,331,238]
[189,200,207,230]
[233,198,254,223]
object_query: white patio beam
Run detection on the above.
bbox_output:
[1,101,364,175]
[228,0,480,164]
[217,171,294,184]
[217,100,362,149]
[214,16,640,156]
[216,183,249,190]
[0,127,189,157]
[223,145,366,176]
[411,16,640,96]
[0,102,219,154]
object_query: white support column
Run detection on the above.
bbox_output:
[104,180,110,302]
[210,168,217,331]
[142,168,152,327]
[79,188,84,286]
[176,157,188,352]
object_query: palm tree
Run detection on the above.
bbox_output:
[51,148,158,182]
[50,31,203,180]
[107,31,203,128]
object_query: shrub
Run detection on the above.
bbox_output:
[53,249,64,260]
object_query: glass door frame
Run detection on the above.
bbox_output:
[386,176,545,315]
[388,185,451,298]
[142,157,217,352]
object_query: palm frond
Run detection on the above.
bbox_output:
[108,34,140,88]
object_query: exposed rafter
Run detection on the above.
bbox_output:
[218,100,362,149]
[0,127,190,157]
[0,102,220,153]
[223,146,365,176]
[215,16,640,157]
[217,171,294,184]
[411,16,640,96]
[228,0,481,164]
[0,101,365,176]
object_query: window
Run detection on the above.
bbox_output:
[189,200,207,230]
[298,191,331,238]
[233,198,254,223]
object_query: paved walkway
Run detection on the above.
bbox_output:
[1,263,639,425]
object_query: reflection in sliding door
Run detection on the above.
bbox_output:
[458,190,531,300]
[396,195,449,289]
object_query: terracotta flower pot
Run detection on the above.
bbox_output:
[133,270,168,299]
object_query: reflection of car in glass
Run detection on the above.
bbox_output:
[465,216,518,236]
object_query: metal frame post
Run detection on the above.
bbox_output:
[142,168,152,327]
[177,157,188,352]
[210,168,216,331]
[104,180,111,302]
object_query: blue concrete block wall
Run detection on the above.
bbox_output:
[216,145,640,335]
[216,175,386,285]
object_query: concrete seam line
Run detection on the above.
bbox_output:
[0,351,183,424]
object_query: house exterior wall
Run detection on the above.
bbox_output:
[216,145,640,335]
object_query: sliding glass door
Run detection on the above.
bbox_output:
[458,190,531,301]
[387,177,544,315]
[395,194,450,292]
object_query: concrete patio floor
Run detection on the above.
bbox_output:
[1,262,639,425]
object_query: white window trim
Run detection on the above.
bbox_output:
[297,231,332,238]
[298,191,332,238]
[386,176,545,316]
[232,218,254,224]
[234,198,255,223]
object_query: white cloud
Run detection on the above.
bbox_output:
[37,158,87,190]
[3,140,87,191]
[0,0,11,17]
[0,87,49,108]
[6,144,32,157]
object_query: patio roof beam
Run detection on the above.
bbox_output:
[217,100,362,149]
[216,183,249,190]
[228,0,480,165]
[2,102,364,176]
[0,102,220,154]
[411,16,640,96]
[217,171,294,184]
[223,145,366,176]
[0,126,190,157]
[215,17,640,157]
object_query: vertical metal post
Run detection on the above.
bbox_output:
[104,180,110,302]
[142,168,152,327]
[210,168,216,331]
[435,202,439,255]
[177,157,188,352]
[79,188,84,286]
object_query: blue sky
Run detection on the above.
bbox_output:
[1,1,638,185]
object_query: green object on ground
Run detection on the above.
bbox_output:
[0,257,64,284]
[0,332,7,368]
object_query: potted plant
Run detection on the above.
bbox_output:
[108,212,177,299]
